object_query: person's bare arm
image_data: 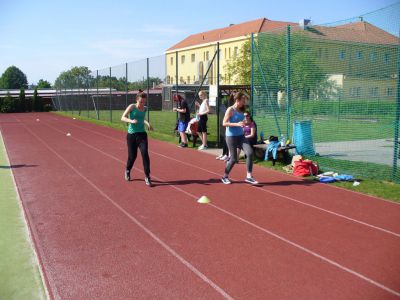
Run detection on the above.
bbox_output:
[121,104,136,123]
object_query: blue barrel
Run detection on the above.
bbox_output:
[293,120,315,156]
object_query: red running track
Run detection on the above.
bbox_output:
[1,112,400,299]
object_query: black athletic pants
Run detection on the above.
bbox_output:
[126,132,150,177]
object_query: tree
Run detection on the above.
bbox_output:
[54,66,93,89]
[0,66,28,89]
[37,79,52,89]
[1,92,15,113]
[224,32,327,101]
[32,88,43,112]
[224,41,251,85]
[19,88,26,112]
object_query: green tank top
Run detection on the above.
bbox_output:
[128,106,147,133]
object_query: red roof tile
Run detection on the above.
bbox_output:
[167,18,295,51]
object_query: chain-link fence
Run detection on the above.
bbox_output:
[54,3,399,182]
[252,2,400,182]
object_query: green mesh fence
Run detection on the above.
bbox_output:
[54,3,399,182]
[252,3,400,182]
[54,51,222,148]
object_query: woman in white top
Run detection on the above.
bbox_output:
[196,90,210,150]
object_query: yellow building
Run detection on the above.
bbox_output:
[166,18,398,101]
[293,21,399,101]
[165,18,295,86]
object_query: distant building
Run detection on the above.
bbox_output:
[165,18,398,101]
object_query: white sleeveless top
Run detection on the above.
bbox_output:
[199,99,208,114]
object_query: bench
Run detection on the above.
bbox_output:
[253,143,296,165]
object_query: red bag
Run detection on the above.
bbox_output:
[293,159,318,177]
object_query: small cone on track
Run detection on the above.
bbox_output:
[197,195,211,204]
[66,133,71,136]
[36,119,40,121]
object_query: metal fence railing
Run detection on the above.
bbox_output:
[252,2,400,182]
[50,3,399,182]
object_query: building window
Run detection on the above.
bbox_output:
[179,76,184,84]
[356,51,363,60]
[370,52,377,62]
[206,51,209,61]
[350,87,362,97]
[181,55,185,64]
[187,76,190,84]
[228,48,231,58]
[339,50,345,60]
[387,87,394,96]
[170,57,173,65]
[234,47,238,57]
[384,53,390,64]
[191,53,195,62]
[224,48,227,59]
[317,48,322,59]
[368,87,379,97]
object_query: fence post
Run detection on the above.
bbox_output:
[147,57,150,123]
[251,33,254,116]
[125,63,128,108]
[216,42,220,148]
[392,44,400,182]
[86,76,89,117]
[175,51,179,120]
[96,70,99,120]
[286,25,291,138]
[109,67,112,122]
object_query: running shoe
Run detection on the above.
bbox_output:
[216,154,223,160]
[221,177,231,184]
[178,143,188,148]
[125,170,131,181]
[245,177,259,185]
[198,145,208,150]
[219,155,228,160]
[145,177,153,187]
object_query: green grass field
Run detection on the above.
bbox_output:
[0,133,46,299]
[56,111,400,202]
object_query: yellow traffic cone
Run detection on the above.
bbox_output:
[197,195,211,204]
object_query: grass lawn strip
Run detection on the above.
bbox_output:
[0,131,47,300]
[55,112,400,203]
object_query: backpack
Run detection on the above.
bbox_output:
[293,159,318,177]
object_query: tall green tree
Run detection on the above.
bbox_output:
[224,41,252,85]
[54,66,93,89]
[32,88,43,112]
[0,66,28,89]
[225,32,327,100]
[19,88,26,112]
[36,79,52,89]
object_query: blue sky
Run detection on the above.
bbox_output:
[0,0,397,84]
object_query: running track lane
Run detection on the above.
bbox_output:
[40,115,400,293]
[1,113,399,299]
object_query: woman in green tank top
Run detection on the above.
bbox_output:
[121,91,153,187]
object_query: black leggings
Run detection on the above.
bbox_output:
[126,132,150,177]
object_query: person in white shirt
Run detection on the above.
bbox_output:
[195,90,210,150]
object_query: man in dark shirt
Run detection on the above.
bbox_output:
[173,94,190,147]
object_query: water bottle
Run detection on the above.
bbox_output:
[280,134,285,147]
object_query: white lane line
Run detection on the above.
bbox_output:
[41,120,400,298]
[54,118,400,238]
[19,120,234,300]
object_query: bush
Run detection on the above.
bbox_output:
[43,104,52,112]
[1,93,15,113]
